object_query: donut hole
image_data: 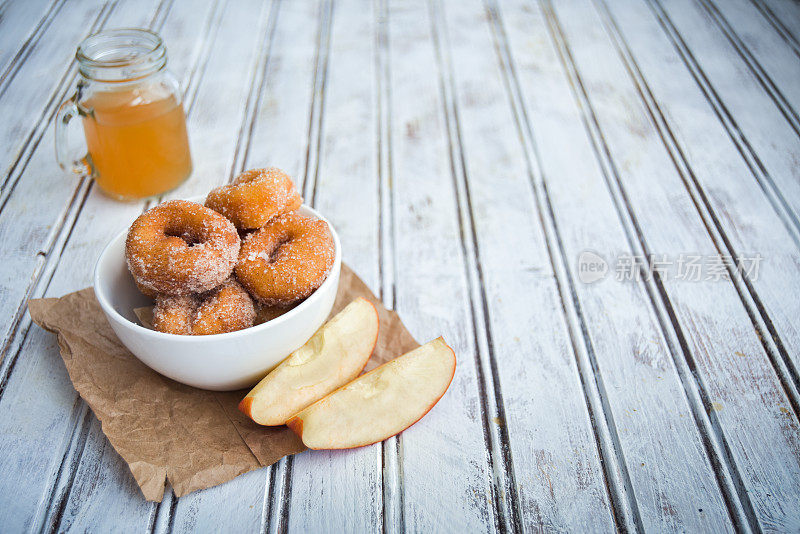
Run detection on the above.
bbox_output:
[164,225,202,247]
[268,237,292,263]
[234,168,264,185]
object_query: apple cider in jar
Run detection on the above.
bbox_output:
[56,29,192,200]
[82,87,191,198]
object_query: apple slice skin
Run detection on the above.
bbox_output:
[238,396,254,417]
[239,297,379,425]
[284,413,304,436]
[286,338,456,450]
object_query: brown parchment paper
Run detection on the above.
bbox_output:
[27,264,418,502]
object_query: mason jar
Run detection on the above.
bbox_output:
[55,28,192,200]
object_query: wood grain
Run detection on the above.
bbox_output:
[699,0,800,129]
[601,0,800,484]
[0,0,61,88]
[495,0,746,529]
[433,0,637,530]
[647,0,800,239]
[0,0,798,530]
[384,0,497,530]
[544,0,800,529]
[753,0,800,55]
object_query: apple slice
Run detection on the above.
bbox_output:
[286,337,455,449]
[239,297,379,425]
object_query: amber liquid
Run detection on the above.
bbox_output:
[82,88,192,199]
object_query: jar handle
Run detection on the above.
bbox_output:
[54,93,93,176]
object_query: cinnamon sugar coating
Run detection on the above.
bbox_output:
[126,200,240,296]
[235,212,335,305]
[152,295,194,335]
[153,278,256,335]
[205,168,303,230]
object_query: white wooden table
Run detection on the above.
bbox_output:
[1,0,799,531]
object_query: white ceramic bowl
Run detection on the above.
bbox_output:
[93,204,341,391]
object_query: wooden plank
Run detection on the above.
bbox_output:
[697,0,800,139]
[0,0,59,82]
[434,0,625,529]
[372,0,503,530]
[544,0,800,529]
[0,307,91,532]
[0,0,240,531]
[600,0,800,472]
[457,0,742,530]
[0,0,108,368]
[169,469,269,534]
[219,0,322,187]
[376,1,404,528]
[0,0,105,194]
[639,0,800,392]
[753,0,800,58]
[44,416,158,532]
[163,0,274,199]
[281,0,385,530]
[646,0,800,240]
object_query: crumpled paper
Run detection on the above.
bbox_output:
[27,264,418,501]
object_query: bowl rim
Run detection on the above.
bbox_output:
[93,202,342,342]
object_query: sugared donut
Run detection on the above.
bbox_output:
[152,295,194,334]
[205,168,303,230]
[153,278,256,335]
[236,212,335,305]
[126,200,240,296]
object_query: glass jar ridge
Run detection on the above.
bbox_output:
[76,28,167,82]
